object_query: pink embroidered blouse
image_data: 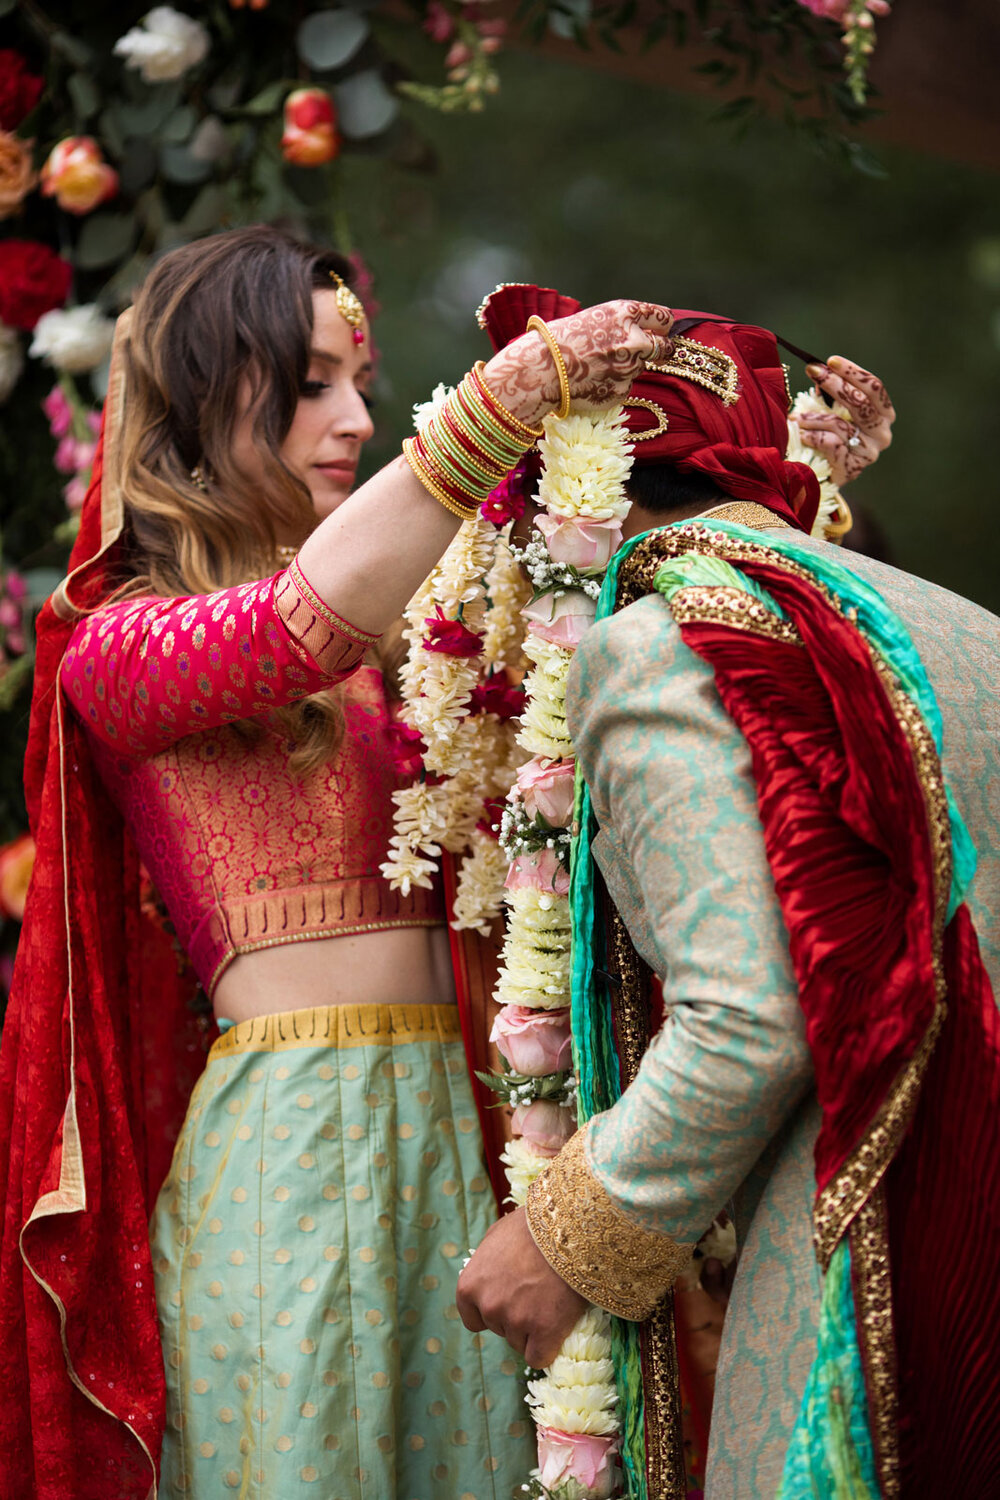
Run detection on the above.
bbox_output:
[61,559,443,996]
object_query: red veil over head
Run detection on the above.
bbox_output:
[0,314,209,1498]
[478,285,819,532]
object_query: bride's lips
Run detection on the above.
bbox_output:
[315,461,357,482]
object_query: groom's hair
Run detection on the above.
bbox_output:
[625,463,723,517]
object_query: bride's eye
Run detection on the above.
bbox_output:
[300,380,330,398]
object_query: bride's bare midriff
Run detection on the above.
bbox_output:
[212,924,457,1023]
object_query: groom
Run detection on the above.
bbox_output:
[457,310,1000,1496]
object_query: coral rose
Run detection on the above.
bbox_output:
[282,88,339,167]
[0,833,35,922]
[490,1004,572,1075]
[0,51,44,132]
[0,240,71,330]
[511,1099,576,1156]
[0,132,36,221]
[515,755,575,827]
[41,137,118,216]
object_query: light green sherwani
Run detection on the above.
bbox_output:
[565,527,1000,1497]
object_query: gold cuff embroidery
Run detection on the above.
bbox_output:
[287,558,381,646]
[525,1125,694,1322]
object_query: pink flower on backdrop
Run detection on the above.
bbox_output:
[63,474,89,511]
[511,1099,576,1155]
[537,1428,620,1499]
[41,137,118,215]
[504,845,569,897]
[0,833,35,922]
[515,755,575,827]
[281,88,339,167]
[521,588,596,648]
[796,0,889,18]
[535,513,623,572]
[4,571,26,604]
[490,1004,573,1075]
[422,607,483,657]
[54,435,95,474]
[42,385,72,438]
[424,1,454,42]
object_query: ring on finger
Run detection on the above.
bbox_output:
[847,430,862,449]
[646,334,671,366]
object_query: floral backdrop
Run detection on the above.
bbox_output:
[0,0,898,994]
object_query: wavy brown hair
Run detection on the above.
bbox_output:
[116,226,366,770]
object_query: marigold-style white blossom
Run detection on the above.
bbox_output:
[527,1306,618,1435]
[29,305,115,374]
[0,321,24,403]
[412,381,455,434]
[500,1135,550,1205]
[536,405,634,522]
[483,536,530,671]
[114,6,210,82]
[560,1306,616,1360]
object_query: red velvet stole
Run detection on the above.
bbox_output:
[675,560,1000,1495]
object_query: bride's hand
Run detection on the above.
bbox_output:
[796,356,895,488]
[483,299,675,426]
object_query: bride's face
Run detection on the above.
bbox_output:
[233,289,375,524]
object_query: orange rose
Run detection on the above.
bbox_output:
[0,131,36,220]
[0,833,35,921]
[41,136,118,215]
[281,88,339,167]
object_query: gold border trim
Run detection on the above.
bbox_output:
[850,1188,900,1497]
[287,558,381,646]
[210,1001,462,1058]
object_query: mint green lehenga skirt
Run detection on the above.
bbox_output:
[150,1003,533,1499]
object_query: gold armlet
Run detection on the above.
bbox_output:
[525,1125,694,1322]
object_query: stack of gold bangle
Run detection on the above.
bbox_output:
[403,362,545,522]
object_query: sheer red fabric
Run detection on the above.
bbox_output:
[678,564,1000,1495]
[0,427,209,1497]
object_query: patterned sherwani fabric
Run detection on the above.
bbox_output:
[566,531,1000,1498]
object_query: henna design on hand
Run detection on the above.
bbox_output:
[799,356,895,489]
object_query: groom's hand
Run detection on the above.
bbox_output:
[456,1205,588,1369]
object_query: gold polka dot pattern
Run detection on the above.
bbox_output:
[151,1003,534,1496]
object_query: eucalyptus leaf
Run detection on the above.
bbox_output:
[283,165,332,207]
[51,30,93,69]
[334,70,397,140]
[75,213,136,271]
[296,10,369,71]
[182,183,228,235]
[207,70,245,112]
[118,86,183,139]
[67,72,100,122]
[98,106,126,159]
[101,250,151,310]
[118,139,158,196]
[242,80,290,116]
[160,105,198,146]
[159,144,214,185]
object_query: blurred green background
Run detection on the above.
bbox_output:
[348,40,1000,612]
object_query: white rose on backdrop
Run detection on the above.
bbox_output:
[114,6,210,83]
[30,305,115,374]
[0,322,24,403]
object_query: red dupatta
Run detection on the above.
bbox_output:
[0,316,207,1498]
[612,521,1000,1496]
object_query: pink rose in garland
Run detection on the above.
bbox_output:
[41,137,118,215]
[504,845,569,896]
[515,755,575,827]
[521,588,596,648]
[510,1099,576,1156]
[491,1004,573,1075]
[534,513,623,572]
[422,607,483,657]
[282,88,339,167]
[0,240,71,330]
[537,1429,619,1499]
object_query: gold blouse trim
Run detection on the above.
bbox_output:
[525,1125,694,1322]
[210,1001,462,1058]
[287,558,380,646]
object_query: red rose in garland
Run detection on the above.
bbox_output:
[0,51,44,131]
[422,607,484,657]
[0,240,72,330]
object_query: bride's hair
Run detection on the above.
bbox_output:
[116,226,366,771]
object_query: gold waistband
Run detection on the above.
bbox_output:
[209,1002,462,1059]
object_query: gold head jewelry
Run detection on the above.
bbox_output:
[624,399,670,441]
[646,334,741,407]
[329,270,366,343]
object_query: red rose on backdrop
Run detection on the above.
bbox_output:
[0,51,44,132]
[0,240,72,330]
